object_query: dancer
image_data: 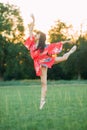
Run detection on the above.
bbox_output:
[24,14,77,109]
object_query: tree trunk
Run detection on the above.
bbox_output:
[77,72,81,80]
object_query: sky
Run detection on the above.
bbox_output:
[0,0,87,34]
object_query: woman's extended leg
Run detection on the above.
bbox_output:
[40,66,48,109]
[54,45,77,64]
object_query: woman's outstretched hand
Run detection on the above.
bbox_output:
[30,13,35,23]
[28,13,35,37]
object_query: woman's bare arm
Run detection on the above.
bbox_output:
[28,14,35,37]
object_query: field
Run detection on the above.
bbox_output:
[0,80,87,130]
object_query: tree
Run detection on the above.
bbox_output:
[0,2,24,43]
[75,36,87,79]
[63,36,87,80]
[48,20,72,43]
[48,20,75,80]
[3,42,36,80]
[0,3,37,80]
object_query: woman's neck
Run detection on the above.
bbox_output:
[35,40,39,48]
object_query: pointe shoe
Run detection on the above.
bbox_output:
[39,100,46,110]
[69,45,77,54]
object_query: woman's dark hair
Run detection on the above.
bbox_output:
[37,31,46,52]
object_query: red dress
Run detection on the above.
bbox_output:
[24,36,63,76]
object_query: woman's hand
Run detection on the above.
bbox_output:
[30,14,35,23]
[28,14,35,37]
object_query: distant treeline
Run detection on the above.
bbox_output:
[0,2,87,80]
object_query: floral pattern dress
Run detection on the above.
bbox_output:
[24,36,63,76]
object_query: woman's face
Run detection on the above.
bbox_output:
[35,33,40,42]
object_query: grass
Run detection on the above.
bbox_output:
[0,80,87,130]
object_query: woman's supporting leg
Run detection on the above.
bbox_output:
[54,45,77,64]
[40,66,48,109]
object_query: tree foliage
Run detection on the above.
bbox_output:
[75,36,87,79]
[47,20,87,80]
[0,2,24,43]
[48,20,72,43]
[3,43,36,80]
[0,3,36,80]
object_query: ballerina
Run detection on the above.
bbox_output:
[24,14,77,109]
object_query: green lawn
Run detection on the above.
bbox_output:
[0,80,87,130]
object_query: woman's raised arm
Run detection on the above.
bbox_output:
[28,14,35,37]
